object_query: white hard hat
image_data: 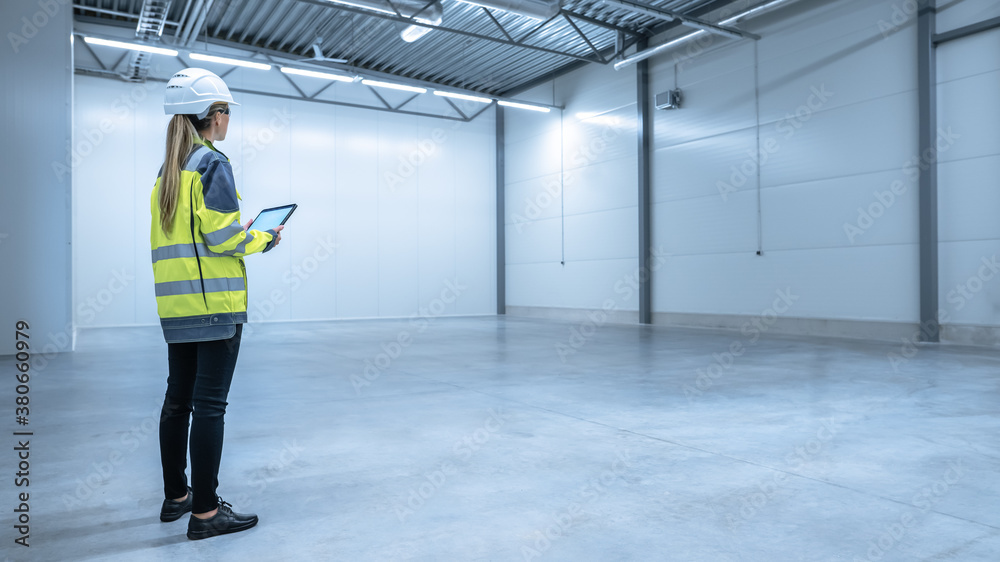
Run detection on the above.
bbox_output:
[163,67,240,118]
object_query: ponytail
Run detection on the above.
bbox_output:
[158,103,228,236]
[159,114,198,236]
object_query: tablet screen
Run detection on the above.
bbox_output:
[249,205,295,233]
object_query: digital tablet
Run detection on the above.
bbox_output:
[248,204,297,233]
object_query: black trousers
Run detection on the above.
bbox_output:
[160,324,242,514]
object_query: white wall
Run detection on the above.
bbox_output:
[504,62,640,320]
[71,72,496,330]
[0,2,73,355]
[503,0,1000,342]
[935,0,1000,342]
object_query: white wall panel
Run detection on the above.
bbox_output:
[761,170,919,252]
[937,24,1000,330]
[334,107,381,319]
[504,126,562,184]
[936,0,1000,34]
[652,191,758,257]
[760,91,918,188]
[757,24,915,124]
[506,218,563,265]
[73,77,137,328]
[937,68,1000,163]
[285,98,338,321]
[562,107,637,171]
[652,128,757,203]
[416,118,458,315]
[505,172,565,224]
[376,112,421,318]
[507,259,639,310]
[563,156,637,216]
[642,0,925,326]
[939,240,1000,326]
[453,116,497,314]
[939,155,1000,243]
[654,245,918,321]
[504,60,639,313]
[937,29,1000,83]
[563,207,637,263]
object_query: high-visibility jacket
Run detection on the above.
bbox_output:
[150,136,277,343]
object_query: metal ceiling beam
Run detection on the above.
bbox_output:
[74,21,564,106]
[74,65,483,122]
[290,0,603,63]
[563,13,606,63]
[500,0,739,96]
[558,9,643,38]
[602,0,759,40]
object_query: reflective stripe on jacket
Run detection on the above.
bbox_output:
[150,136,277,343]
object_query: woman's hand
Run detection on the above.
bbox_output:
[245,221,284,248]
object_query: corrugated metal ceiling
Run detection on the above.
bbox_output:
[73,0,749,95]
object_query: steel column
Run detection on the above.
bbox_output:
[636,38,652,325]
[918,0,939,342]
[496,105,506,315]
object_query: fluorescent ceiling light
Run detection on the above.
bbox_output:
[401,23,434,42]
[280,67,355,82]
[434,91,493,104]
[190,53,271,70]
[361,79,427,94]
[82,36,177,56]
[498,100,551,113]
[322,0,396,15]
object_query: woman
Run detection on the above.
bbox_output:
[150,67,284,540]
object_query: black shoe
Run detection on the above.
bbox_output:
[187,498,258,540]
[160,488,193,522]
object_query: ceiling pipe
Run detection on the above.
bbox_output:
[613,0,800,70]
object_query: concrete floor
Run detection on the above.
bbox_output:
[5,315,999,561]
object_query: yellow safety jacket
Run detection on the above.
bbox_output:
[150,136,276,343]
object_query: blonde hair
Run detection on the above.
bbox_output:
[158,103,229,236]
